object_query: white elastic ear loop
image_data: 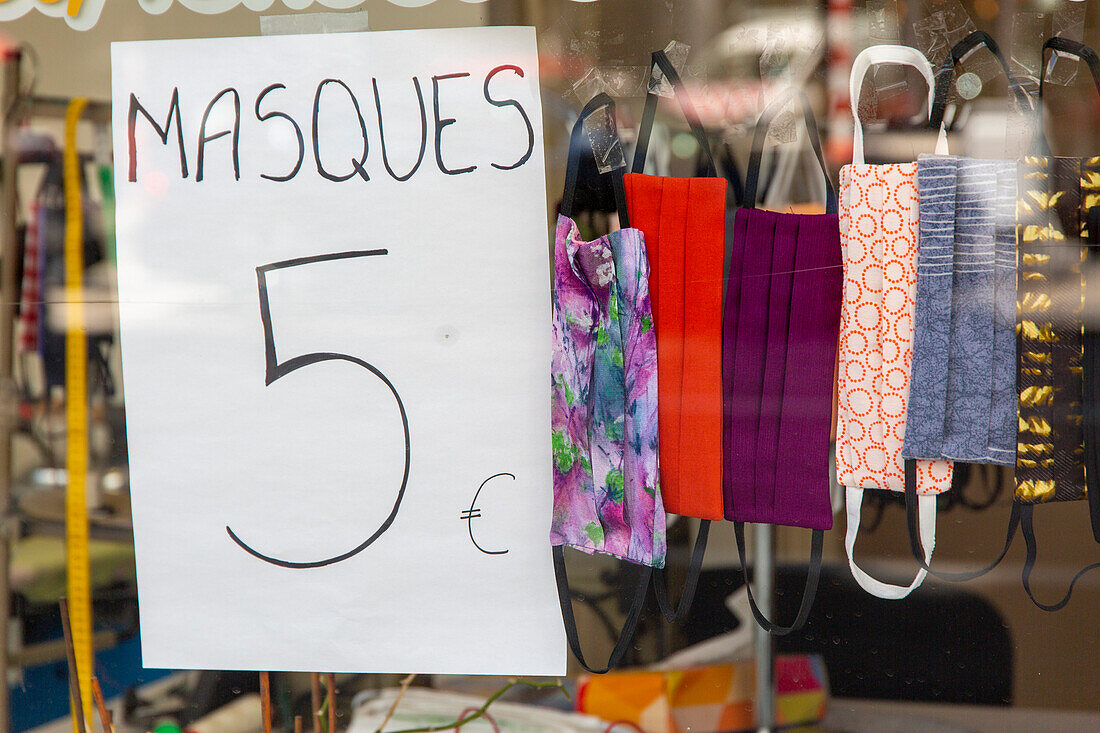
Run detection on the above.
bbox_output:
[849,45,949,166]
[845,486,936,599]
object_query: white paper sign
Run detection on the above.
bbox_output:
[111,26,565,675]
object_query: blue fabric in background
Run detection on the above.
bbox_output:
[942,160,997,460]
[12,629,171,732]
[904,155,1016,465]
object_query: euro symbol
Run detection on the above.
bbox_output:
[463,472,514,555]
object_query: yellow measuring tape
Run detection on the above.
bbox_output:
[64,97,93,732]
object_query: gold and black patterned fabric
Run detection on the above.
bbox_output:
[1013,153,1100,612]
[1007,37,1100,614]
[1015,155,1093,504]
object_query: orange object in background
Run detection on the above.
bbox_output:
[624,172,727,521]
[576,656,829,733]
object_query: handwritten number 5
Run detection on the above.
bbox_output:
[226,249,411,569]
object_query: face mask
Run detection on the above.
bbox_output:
[837,45,953,600]
[723,88,841,634]
[904,155,1017,465]
[895,32,1030,583]
[551,94,660,672]
[905,32,1026,468]
[1012,37,1100,611]
[624,50,728,524]
[621,50,724,627]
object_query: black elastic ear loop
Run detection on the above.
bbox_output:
[1084,207,1100,544]
[742,89,838,215]
[561,92,631,228]
[1019,504,1100,612]
[632,50,717,177]
[700,142,745,208]
[1030,37,1100,156]
[652,519,710,623]
[720,142,745,208]
[693,148,710,178]
[930,30,1032,131]
[903,459,1019,581]
[732,522,823,636]
[552,545,653,673]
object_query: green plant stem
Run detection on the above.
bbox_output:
[318,695,330,733]
[378,679,568,733]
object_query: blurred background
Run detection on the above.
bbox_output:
[2,0,1100,731]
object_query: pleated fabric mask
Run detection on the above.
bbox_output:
[723,88,842,634]
[905,31,1027,467]
[836,45,953,600]
[625,50,728,524]
[899,30,1032,583]
[1011,37,1100,611]
[622,50,724,626]
[904,155,1018,465]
